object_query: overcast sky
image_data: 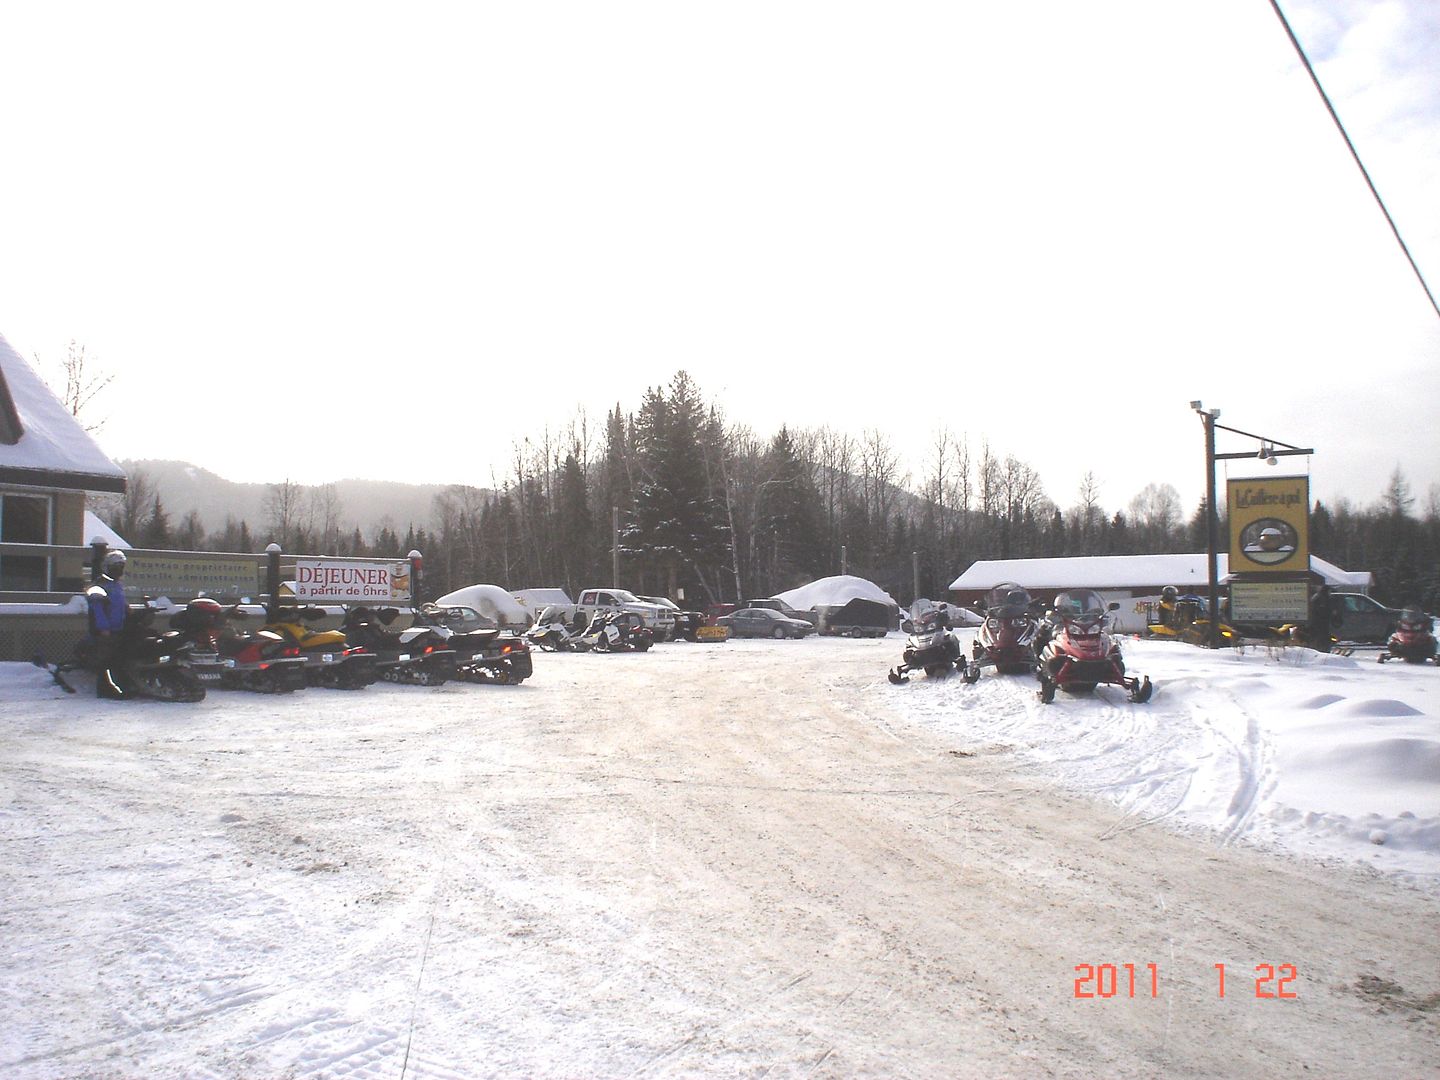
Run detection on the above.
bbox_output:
[2,0,1436,519]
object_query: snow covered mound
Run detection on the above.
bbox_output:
[775,575,897,611]
[880,636,1440,886]
[434,583,529,629]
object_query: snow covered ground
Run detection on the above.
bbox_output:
[882,635,1440,887]
[1,634,1437,1077]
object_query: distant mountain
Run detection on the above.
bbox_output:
[117,459,467,537]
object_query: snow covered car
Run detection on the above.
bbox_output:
[717,608,816,639]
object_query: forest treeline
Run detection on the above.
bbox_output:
[100,372,1440,610]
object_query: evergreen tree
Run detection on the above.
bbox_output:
[175,509,206,551]
[557,451,593,594]
[757,426,824,589]
[139,496,172,549]
[626,373,729,597]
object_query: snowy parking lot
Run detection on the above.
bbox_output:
[2,633,1437,1077]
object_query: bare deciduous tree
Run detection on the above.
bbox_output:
[36,340,114,432]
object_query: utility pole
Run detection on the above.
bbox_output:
[912,550,919,605]
[1202,409,1220,650]
[611,506,619,588]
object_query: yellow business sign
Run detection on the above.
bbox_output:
[1227,476,1309,574]
[124,552,264,600]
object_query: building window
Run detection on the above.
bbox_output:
[1,492,53,590]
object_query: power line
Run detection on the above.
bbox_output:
[1267,0,1440,321]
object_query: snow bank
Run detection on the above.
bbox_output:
[775,575,897,612]
[881,637,1440,885]
[434,583,529,629]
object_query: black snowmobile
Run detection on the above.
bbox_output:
[36,599,209,701]
[413,602,534,684]
[342,606,458,685]
[889,600,970,683]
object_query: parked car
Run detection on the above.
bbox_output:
[638,596,705,641]
[746,598,819,625]
[705,602,739,626]
[1327,592,1402,644]
[717,607,816,639]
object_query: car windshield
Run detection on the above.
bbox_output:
[443,605,498,632]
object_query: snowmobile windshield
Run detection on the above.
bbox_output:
[985,583,1032,617]
[1054,589,1107,623]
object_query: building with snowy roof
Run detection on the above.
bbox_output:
[0,332,128,600]
[948,553,1372,634]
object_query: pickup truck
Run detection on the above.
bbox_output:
[574,588,676,638]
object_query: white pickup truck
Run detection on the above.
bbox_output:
[573,588,677,639]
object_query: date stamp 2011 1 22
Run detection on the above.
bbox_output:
[1073,963,1299,999]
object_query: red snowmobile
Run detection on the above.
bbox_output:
[1377,607,1437,665]
[1035,589,1152,704]
[969,582,1042,678]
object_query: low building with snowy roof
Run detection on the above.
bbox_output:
[949,553,1372,634]
[0,332,127,601]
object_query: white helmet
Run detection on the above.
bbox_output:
[103,550,128,576]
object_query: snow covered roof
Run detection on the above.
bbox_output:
[775,574,898,611]
[0,332,127,493]
[83,510,129,550]
[950,554,1369,591]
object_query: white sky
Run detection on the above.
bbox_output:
[1,0,1436,518]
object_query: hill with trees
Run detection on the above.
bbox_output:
[99,376,1440,611]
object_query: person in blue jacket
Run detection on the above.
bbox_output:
[87,549,130,698]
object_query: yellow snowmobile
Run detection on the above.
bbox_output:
[263,605,377,688]
[1145,589,1241,647]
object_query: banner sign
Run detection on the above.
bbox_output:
[124,553,263,600]
[1227,475,1309,574]
[293,559,411,602]
[1230,580,1309,623]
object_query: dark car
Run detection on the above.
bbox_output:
[1327,592,1402,644]
[745,598,818,625]
[718,607,816,639]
